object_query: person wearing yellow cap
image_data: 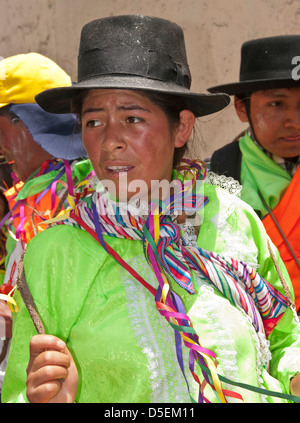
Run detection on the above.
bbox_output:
[0,52,93,401]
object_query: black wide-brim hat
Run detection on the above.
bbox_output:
[208,35,300,96]
[36,15,230,117]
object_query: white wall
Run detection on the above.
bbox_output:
[1,0,299,158]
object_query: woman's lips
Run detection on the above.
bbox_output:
[105,165,135,175]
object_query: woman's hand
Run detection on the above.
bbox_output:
[290,373,300,397]
[26,334,78,403]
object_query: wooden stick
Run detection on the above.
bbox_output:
[16,252,45,335]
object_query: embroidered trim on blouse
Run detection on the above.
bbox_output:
[206,171,242,196]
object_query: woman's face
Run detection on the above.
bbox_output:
[81,89,193,201]
[235,87,300,158]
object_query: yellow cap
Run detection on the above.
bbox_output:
[0,52,72,108]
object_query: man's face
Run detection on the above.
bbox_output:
[235,87,300,158]
[0,114,52,181]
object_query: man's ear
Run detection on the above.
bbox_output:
[174,109,196,148]
[234,96,249,123]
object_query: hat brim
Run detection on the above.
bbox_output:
[10,103,87,160]
[35,76,230,118]
[208,77,300,96]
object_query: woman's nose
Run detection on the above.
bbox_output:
[102,121,127,152]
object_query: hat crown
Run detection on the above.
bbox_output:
[0,53,71,107]
[77,15,191,88]
[239,35,300,82]
[208,35,300,95]
[35,14,230,118]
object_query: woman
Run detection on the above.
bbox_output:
[2,15,300,404]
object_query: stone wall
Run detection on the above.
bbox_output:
[1,0,299,158]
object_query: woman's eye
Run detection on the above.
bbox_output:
[86,119,102,128]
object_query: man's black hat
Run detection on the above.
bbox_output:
[208,35,300,95]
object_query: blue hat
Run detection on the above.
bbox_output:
[10,103,87,160]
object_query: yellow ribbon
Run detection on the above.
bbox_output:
[0,286,18,312]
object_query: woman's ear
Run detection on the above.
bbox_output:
[234,96,249,123]
[174,109,196,148]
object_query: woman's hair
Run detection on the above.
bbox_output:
[71,89,193,167]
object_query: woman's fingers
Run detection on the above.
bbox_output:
[27,377,63,403]
[29,334,66,356]
[26,334,77,403]
[28,346,71,375]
